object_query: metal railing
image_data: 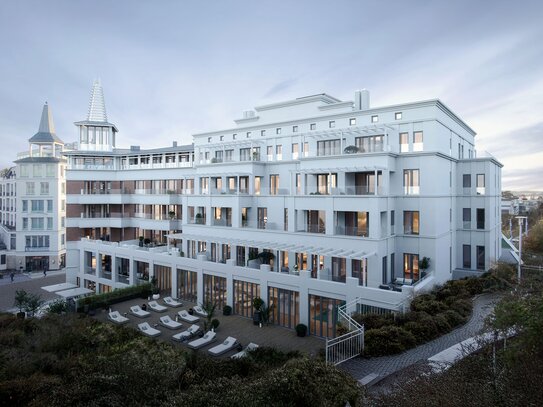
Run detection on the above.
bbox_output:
[326,298,364,365]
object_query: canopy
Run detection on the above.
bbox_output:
[41,282,78,292]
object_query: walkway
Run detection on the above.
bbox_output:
[0,272,65,312]
[341,293,500,383]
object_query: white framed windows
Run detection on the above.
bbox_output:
[371,115,379,123]
[310,123,316,131]
[395,112,402,120]
[403,169,420,195]
[276,144,283,160]
[26,182,35,195]
[261,130,266,136]
[329,120,335,128]
[40,182,49,195]
[413,131,423,151]
[399,132,409,152]
[349,118,356,126]
[403,211,420,235]
[292,125,298,133]
[476,174,485,195]
[292,143,299,159]
[276,128,281,135]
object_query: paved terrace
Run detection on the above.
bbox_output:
[93,296,325,357]
[0,271,65,312]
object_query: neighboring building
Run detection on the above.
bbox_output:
[65,86,502,336]
[0,103,67,271]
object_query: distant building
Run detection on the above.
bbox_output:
[0,103,67,271]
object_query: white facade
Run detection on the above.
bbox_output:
[65,88,502,336]
[0,104,67,271]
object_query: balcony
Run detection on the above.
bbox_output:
[297,223,325,234]
[334,225,369,237]
[24,246,50,252]
[241,220,279,230]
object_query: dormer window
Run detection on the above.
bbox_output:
[310,123,316,130]
[293,125,298,133]
[329,121,335,128]
[276,128,281,134]
[261,130,266,136]
[349,118,356,126]
[220,135,224,141]
[208,137,212,143]
[246,132,251,138]
[371,115,379,123]
[233,133,237,140]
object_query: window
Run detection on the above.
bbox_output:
[382,256,388,284]
[61,234,65,246]
[267,146,273,161]
[296,173,301,195]
[40,182,49,195]
[31,218,44,230]
[476,246,485,270]
[403,169,420,195]
[261,130,266,136]
[349,118,356,126]
[371,115,378,123]
[476,174,485,195]
[355,135,384,153]
[22,218,28,230]
[303,142,309,157]
[22,200,28,212]
[254,176,261,195]
[276,144,282,160]
[400,132,409,152]
[284,208,288,231]
[240,148,251,161]
[47,217,53,230]
[292,143,299,159]
[391,210,395,235]
[310,123,316,130]
[317,139,341,156]
[403,253,419,281]
[463,208,471,229]
[246,132,251,138]
[31,200,44,212]
[232,133,237,140]
[403,211,420,234]
[463,245,471,268]
[329,120,335,128]
[463,174,471,191]
[207,137,212,143]
[276,128,281,135]
[61,216,65,227]
[219,135,224,141]
[270,175,280,195]
[413,131,423,151]
[395,112,402,120]
[224,149,233,162]
[61,200,65,211]
[293,125,298,133]
[477,208,485,229]
[26,182,35,195]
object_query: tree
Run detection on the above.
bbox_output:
[524,218,543,255]
[24,293,44,317]
[14,289,28,313]
[201,301,217,332]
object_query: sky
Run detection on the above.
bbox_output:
[1,0,542,190]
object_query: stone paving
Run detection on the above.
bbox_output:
[341,293,501,382]
[0,271,65,312]
[95,296,325,357]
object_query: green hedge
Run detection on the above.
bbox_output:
[359,264,516,357]
[77,283,152,311]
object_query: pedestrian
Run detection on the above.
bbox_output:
[10,272,14,282]
[43,266,47,277]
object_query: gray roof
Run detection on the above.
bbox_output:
[29,103,64,144]
[63,143,194,156]
[14,156,65,164]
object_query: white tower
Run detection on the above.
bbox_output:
[75,79,118,151]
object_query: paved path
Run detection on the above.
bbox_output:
[341,293,500,381]
[0,272,65,312]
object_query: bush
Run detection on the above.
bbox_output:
[404,317,439,344]
[77,283,152,311]
[295,324,307,337]
[441,309,467,327]
[364,326,417,356]
[47,299,67,315]
[410,297,448,315]
[222,305,232,316]
[211,318,220,330]
[449,298,473,318]
[353,312,394,330]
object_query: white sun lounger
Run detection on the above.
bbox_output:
[172,324,201,342]
[163,297,183,307]
[208,336,238,356]
[177,310,199,323]
[148,300,168,313]
[159,315,183,330]
[188,331,217,349]
[138,322,161,337]
[130,305,151,318]
[231,343,259,359]
[108,311,129,325]
[192,305,207,317]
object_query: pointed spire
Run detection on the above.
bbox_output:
[87,78,108,122]
[38,102,56,134]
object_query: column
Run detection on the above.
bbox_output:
[171,263,177,298]
[129,258,136,286]
[374,169,378,195]
[111,255,118,286]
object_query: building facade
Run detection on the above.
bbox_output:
[65,87,502,336]
[0,103,67,272]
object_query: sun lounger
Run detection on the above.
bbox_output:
[231,343,259,359]
[148,300,168,313]
[192,305,207,317]
[138,322,161,337]
[159,315,183,330]
[208,336,238,356]
[163,296,183,307]
[130,305,151,318]
[172,324,201,342]
[108,311,129,325]
[187,331,217,349]
[178,310,199,323]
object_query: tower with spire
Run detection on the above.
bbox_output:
[74,79,118,151]
[28,102,64,158]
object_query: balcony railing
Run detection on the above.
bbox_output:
[297,224,326,234]
[24,246,50,252]
[334,225,369,237]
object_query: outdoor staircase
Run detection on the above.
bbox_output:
[325,298,365,365]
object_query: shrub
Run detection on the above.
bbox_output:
[353,312,394,330]
[449,298,473,318]
[432,313,452,334]
[403,317,439,344]
[410,297,447,315]
[47,299,67,315]
[295,324,307,337]
[364,326,416,356]
[77,283,152,311]
[252,297,264,311]
[222,305,232,316]
[211,319,220,330]
[441,309,467,327]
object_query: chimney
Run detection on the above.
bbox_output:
[173,141,178,147]
[243,110,256,119]
[354,89,370,110]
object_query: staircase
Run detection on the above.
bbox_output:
[325,298,365,365]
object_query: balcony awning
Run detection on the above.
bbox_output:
[306,124,397,140]
[55,287,94,298]
[291,166,387,174]
[41,282,78,292]
[165,232,375,259]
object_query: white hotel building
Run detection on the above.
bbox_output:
[65,84,502,337]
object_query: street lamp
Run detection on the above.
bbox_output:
[515,216,528,282]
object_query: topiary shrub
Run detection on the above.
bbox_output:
[211,318,220,330]
[364,326,416,356]
[222,305,232,316]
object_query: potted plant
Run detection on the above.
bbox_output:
[150,276,160,298]
[295,323,308,337]
[144,238,151,246]
[343,145,359,154]
[252,297,264,325]
[211,318,220,331]
[420,257,430,278]
[195,213,203,224]
[223,305,232,316]
[202,301,217,332]
[14,289,28,319]
[138,236,144,247]
[168,210,176,220]
[257,251,275,265]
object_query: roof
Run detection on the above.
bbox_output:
[28,103,64,144]
[14,156,65,164]
[62,143,194,156]
[87,79,108,122]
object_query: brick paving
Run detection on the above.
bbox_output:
[0,272,65,312]
[341,293,501,382]
[94,296,325,357]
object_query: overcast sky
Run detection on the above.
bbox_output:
[1,0,542,190]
